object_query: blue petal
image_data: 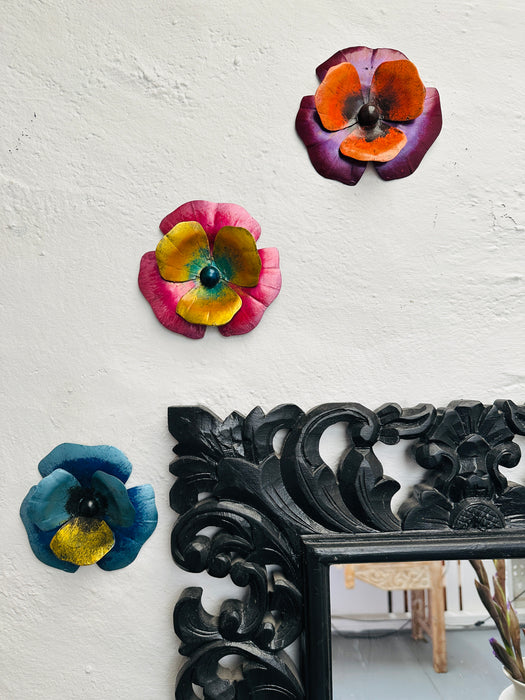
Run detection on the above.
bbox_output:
[38,443,133,485]
[20,488,78,573]
[26,468,80,531]
[97,485,157,571]
[91,470,135,528]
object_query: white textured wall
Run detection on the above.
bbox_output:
[1,1,524,698]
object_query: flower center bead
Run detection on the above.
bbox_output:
[199,265,221,288]
[66,486,106,518]
[78,496,100,517]
[357,103,380,127]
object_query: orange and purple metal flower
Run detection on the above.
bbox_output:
[139,201,281,339]
[296,46,442,185]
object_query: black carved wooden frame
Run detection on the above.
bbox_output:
[169,400,525,699]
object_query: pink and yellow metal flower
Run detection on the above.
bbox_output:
[139,201,281,338]
[296,46,442,185]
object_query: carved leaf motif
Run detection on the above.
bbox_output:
[497,400,525,436]
[172,498,299,580]
[399,484,453,530]
[281,403,397,532]
[495,485,525,527]
[216,456,332,544]
[174,587,222,656]
[175,641,304,699]
[242,404,304,464]
[375,402,436,444]
[169,406,246,462]
[338,447,401,531]
[401,401,525,528]
[169,456,218,515]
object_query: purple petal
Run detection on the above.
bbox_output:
[295,95,367,186]
[316,46,409,95]
[375,87,442,181]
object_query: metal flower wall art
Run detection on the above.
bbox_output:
[139,200,281,339]
[296,46,443,185]
[20,443,158,572]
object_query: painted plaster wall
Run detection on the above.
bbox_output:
[1,0,524,697]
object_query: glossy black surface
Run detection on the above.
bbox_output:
[199,265,221,288]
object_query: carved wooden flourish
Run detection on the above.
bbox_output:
[345,562,435,590]
[169,400,525,699]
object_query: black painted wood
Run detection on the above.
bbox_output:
[169,400,525,699]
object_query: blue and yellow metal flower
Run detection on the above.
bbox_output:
[20,443,157,572]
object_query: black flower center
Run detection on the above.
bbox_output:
[357,103,380,127]
[66,486,107,519]
[200,265,221,288]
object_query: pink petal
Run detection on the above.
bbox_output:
[159,201,261,244]
[316,46,409,96]
[138,252,206,339]
[218,292,267,336]
[218,248,281,337]
[243,248,282,306]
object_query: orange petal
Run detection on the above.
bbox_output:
[340,125,407,162]
[314,63,363,131]
[156,221,211,282]
[370,60,425,122]
[213,226,261,287]
[176,282,242,326]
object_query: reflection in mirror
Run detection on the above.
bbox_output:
[330,559,525,700]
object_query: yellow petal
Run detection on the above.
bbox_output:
[212,226,261,287]
[156,221,211,282]
[50,517,115,566]
[177,282,242,326]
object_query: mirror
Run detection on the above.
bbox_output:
[169,400,525,699]
[330,559,522,699]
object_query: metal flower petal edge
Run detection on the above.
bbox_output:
[295,46,443,185]
[20,443,158,572]
[139,200,282,339]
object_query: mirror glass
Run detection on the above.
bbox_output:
[330,559,525,700]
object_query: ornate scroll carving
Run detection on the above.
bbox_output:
[399,401,525,530]
[344,561,435,590]
[169,405,310,699]
[169,400,525,699]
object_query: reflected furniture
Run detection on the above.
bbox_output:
[343,560,447,672]
[169,400,525,699]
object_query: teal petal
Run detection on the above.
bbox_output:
[20,489,78,572]
[91,470,135,528]
[98,485,157,571]
[27,469,80,531]
[38,443,133,485]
